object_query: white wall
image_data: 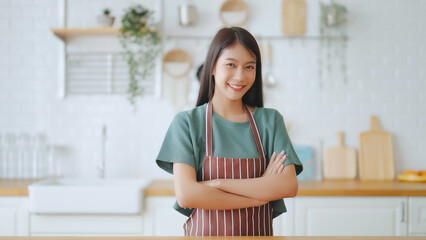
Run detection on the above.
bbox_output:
[0,0,425,180]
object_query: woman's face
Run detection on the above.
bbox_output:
[212,42,257,102]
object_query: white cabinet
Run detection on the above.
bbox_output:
[0,197,29,236]
[408,197,426,236]
[29,214,143,236]
[294,197,408,236]
[142,196,297,236]
[142,196,188,236]
[1,195,424,236]
[273,198,295,236]
[140,196,418,237]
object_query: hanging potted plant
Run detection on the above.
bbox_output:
[119,5,161,106]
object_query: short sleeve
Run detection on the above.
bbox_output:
[156,112,197,174]
[272,114,303,176]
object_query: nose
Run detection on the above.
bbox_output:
[233,67,244,80]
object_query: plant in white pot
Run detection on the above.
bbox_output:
[119,5,161,106]
[98,8,115,27]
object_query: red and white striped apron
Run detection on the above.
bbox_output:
[183,102,273,236]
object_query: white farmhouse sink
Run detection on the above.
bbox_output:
[28,178,149,214]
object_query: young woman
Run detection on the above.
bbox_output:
[156,27,303,236]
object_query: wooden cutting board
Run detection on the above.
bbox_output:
[282,0,306,35]
[359,116,395,180]
[323,132,357,179]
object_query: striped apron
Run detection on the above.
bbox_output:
[183,102,273,236]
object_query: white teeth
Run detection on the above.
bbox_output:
[229,84,243,89]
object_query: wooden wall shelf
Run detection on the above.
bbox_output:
[50,27,121,41]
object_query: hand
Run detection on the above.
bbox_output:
[262,151,287,177]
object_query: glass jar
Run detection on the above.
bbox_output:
[5,133,18,179]
[32,133,48,179]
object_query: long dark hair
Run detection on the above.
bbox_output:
[196,27,263,107]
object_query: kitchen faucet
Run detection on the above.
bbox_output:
[97,125,107,179]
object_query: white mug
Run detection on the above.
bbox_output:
[179,4,197,26]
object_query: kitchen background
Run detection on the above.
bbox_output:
[0,0,425,180]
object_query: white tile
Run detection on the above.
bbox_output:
[1,0,426,179]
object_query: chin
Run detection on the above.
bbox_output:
[226,94,246,102]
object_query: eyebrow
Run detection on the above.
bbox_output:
[224,58,256,64]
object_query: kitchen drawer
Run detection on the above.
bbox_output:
[30,214,143,235]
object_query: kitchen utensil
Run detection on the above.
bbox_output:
[323,132,357,179]
[179,4,197,26]
[163,49,192,79]
[263,43,277,88]
[359,116,395,180]
[219,0,248,26]
[282,0,306,35]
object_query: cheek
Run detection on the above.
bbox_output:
[248,72,256,83]
[215,68,231,81]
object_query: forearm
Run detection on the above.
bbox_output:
[211,165,298,201]
[176,181,266,210]
[173,162,266,210]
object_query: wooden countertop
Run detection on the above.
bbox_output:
[0,179,36,196]
[1,179,426,197]
[144,179,426,197]
[0,236,425,240]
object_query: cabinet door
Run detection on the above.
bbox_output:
[142,196,188,236]
[295,197,408,236]
[30,214,143,236]
[272,198,295,236]
[408,197,426,236]
[0,197,29,236]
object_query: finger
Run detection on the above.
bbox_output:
[277,150,285,159]
[273,155,286,173]
[265,152,276,174]
[269,152,276,164]
[278,154,287,165]
[274,151,285,165]
[278,164,284,173]
[273,153,285,168]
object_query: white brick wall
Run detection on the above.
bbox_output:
[0,0,425,180]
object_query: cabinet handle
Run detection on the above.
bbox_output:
[401,202,405,223]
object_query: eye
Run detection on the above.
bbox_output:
[246,65,255,70]
[226,63,235,67]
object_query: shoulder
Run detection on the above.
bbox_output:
[254,107,283,123]
[172,103,207,127]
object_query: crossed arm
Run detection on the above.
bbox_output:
[173,151,298,210]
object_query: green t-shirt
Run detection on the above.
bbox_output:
[156,103,303,218]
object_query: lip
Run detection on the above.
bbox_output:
[227,83,245,92]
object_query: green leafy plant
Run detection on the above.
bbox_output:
[103,8,111,15]
[119,5,161,106]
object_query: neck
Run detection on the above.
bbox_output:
[211,96,245,120]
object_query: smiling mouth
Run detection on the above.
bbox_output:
[228,83,245,91]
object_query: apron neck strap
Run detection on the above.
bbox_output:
[205,102,266,161]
